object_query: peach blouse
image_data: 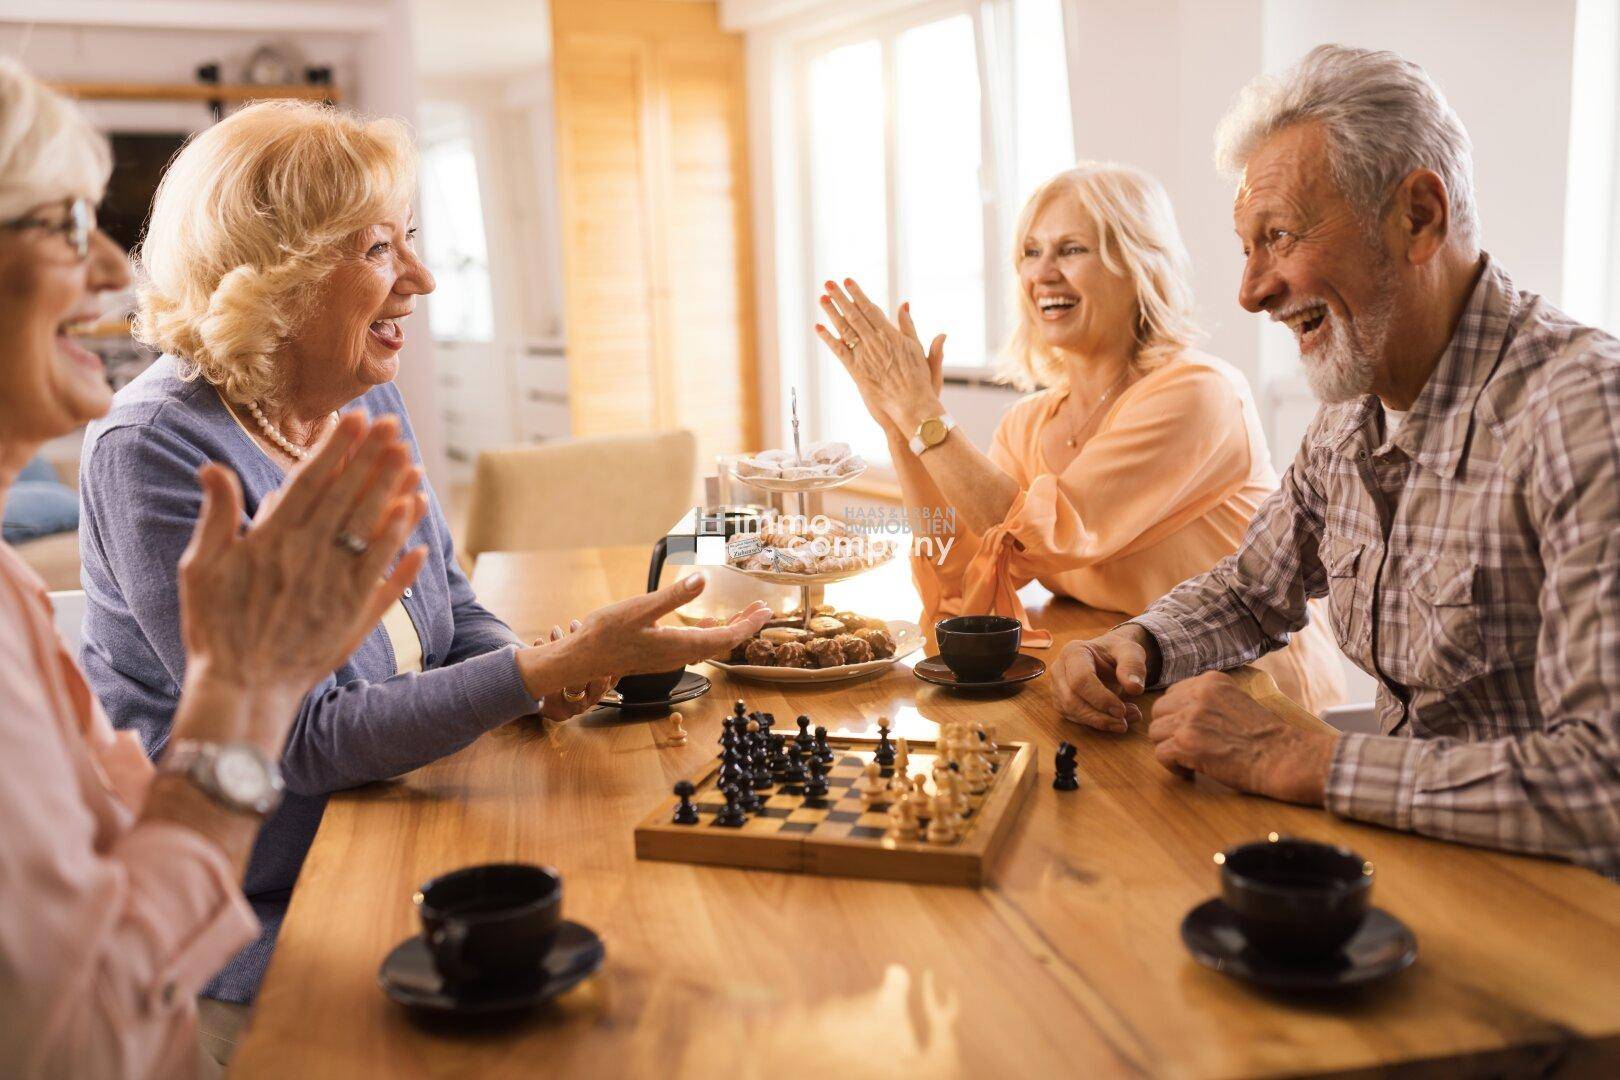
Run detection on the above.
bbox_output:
[0,541,256,1079]
[899,353,1344,713]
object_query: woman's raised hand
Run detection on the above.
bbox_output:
[815,278,946,436]
[176,413,428,720]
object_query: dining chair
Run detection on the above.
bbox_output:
[462,430,698,563]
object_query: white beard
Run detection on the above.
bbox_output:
[1300,259,1398,405]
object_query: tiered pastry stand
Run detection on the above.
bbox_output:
[723,390,888,631]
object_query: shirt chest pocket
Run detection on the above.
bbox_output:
[1324,542,1369,659]
[1399,555,1489,690]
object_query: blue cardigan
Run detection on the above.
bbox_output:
[78,356,538,1002]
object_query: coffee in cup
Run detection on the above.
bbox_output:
[614,668,685,703]
[1217,836,1373,959]
[935,615,1022,682]
[415,863,563,985]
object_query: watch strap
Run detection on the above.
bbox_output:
[908,413,957,456]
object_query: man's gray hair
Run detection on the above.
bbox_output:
[1214,44,1479,247]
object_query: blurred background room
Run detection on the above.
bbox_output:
[5,0,1619,707]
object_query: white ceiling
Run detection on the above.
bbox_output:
[411,0,551,79]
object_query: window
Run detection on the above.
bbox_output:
[797,0,1074,465]
[419,102,495,342]
[1563,0,1620,332]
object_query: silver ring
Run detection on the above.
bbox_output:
[335,531,369,556]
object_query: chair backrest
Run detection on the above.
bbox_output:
[462,430,699,560]
[47,588,88,654]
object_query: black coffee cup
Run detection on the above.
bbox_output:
[615,668,685,703]
[1218,837,1373,959]
[935,615,1021,681]
[416,863,562,986]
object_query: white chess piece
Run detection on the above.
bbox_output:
[854,761,885,810]
[893,736,910,779]
[668,711,688,746]
[926,795,958,843]
[886,763,912,799]
[886,797,920,842]
[961,748,992,794]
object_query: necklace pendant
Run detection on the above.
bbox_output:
[1065,436,1077,448]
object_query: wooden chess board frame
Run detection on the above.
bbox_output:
[634,736,1035,885]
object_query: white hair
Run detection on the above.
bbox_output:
[0,58,110,220]
[1214,44,1479,247]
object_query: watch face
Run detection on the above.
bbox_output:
[214,746,268,805]
[919,418,947,446]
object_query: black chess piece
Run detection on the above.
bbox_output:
[720,746,745,789]
[715,783,748,826]
[672,780,700,825]
[784,742,808,787]
[795,715,814,755]
[768,734,791,782]
[874,718,895,767]
[1053,741,1080,791]
[719,715,738,755]
[750,736,773,790]
[803,755,830,802]
[736,778,762,813]
[813,725,834,765]
[733,700,748,722]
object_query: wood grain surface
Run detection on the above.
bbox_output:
[230,547,1620,1079]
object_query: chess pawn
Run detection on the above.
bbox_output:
[668,711,688,747]
[854,761,886,810]
[885,797,920,842]
[904,775,931,821]
[925,795,958,843]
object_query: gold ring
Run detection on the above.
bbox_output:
[562,686,587,702]
[845,335,860,349]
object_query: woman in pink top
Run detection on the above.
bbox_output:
[0,61,437,1079]
[818,162,1343,713]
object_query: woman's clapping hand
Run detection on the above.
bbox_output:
[176,413,427,737]
[815,278,946,438]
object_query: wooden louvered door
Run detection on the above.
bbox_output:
[550,0,760,466]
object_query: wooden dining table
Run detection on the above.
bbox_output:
[230,545,1620,1078]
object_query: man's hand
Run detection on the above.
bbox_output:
[1147,672,1338,805]
[1051,625,1157,732]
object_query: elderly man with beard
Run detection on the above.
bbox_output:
[1052,44,1620,878]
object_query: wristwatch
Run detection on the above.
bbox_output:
[159,740,285,817]
[908,413,957,456]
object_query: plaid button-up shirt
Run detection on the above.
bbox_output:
[1133,257,1620,877]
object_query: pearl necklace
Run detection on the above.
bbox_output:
[245,400,337,462]
[1062,369,1132,448]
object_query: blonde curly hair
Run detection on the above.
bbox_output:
[134,100,416,407]
[998,162,1202,392]
[0,59,110,220]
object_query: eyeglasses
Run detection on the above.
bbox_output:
[0,197,96,260]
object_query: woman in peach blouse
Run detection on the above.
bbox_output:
[818,162,1343,713]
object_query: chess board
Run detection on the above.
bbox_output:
[634,736,1035,885]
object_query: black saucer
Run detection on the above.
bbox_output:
[591,671,711,714]
[913,653,1045,690]
[379,919,606,1015]
[1180,898,1416,990]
